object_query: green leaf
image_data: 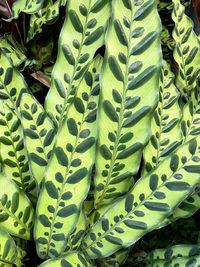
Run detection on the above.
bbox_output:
[34,57,103,259]
[65,209,87,252]
[20,93,55,186]
[27,0,67,42]
[0,51,29,112]
[146,244,200,266]
[0,34,28,70]
[172,0,200,96]
[0,101,36,194]
[12,0,45,19]
[93,0,162,208]
[45,0,111,128]
[83,137,200,259]
[0,228,17,265]
[143,61,182,173]
[0,173,34,240]
[38,251,92,267]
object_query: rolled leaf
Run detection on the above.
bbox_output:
[93,0,162,208]
[45,0,111,128]
[83,137,200,259]
[143,61,182,173]
[0,173,34,240]
[38,252,92,267]
[172,0,200,96]
[34,56,102,259]
[0,228,17,266]
[20,93,56,186]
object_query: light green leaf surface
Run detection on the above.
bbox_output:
[12,0,45,19]
[0,173,34,240]
[27,0,67,42]
[20,93,56,186]
[0,51,29,112]
[83,137,200,259]
[65,209,88,252]
[38,251,92,267]
[0,101,35,193]
[172,0,200,97]
[45,0,111,128]
[97,247,130,267]
[143,61,182,173]
[35,57,102,259]
[0,34,28,70]
[0,228,17,267]
[93,0,162,208]
[146,244,200,266]
[181,84,200,142]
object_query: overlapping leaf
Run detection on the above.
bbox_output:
[38,252,92,267]
[0,34,28,70]
[181,84,200,142]
[93,0,162,208]
[97,247,130,267]
[65,209,88,252]
[13,237,27,267]
[45,0,111,127]
[0,101,35,193]
[143,61,182,173]
[172,0,200,97]
[20,93,56,186]
[161,190,200,227]
[146,244,200,266]
[35,56,102,259]
[0,51,29,112]
[83,137,200,259]
[12,0,45,19]
[0,228,17,266]
[0,173,34,239]
[27,0,67,42]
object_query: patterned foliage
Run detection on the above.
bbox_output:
[0,51,29,112]
[0,34,27,70]
[27,0,67,41]
[12,0,45,18]
[161,191,200,227]
[38,252,92,267]
[83,137,200,259]
[34,56,102,259]
[93,0,162,208]
[146,244,200,266]
[20,93,56,187]
[181,84,200,142]
[143,61,182,173]
[13,237,27,267]
[65,209,88,252]
[97,247,130,267]
[45,0,111,127]
[0,101,35,193]
[172,0,200,96]
[0,228,17,266]
[0,173,34,239]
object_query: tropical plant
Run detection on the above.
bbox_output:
[0,0,199,266]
